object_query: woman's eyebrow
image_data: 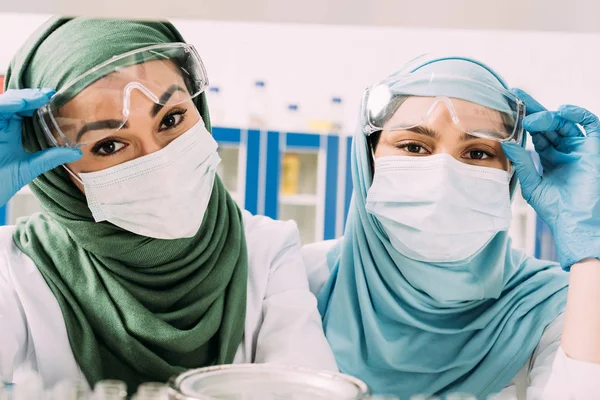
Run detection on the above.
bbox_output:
[387,126,439,138]
[150,85,187,117]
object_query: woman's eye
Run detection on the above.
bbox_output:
[466,150,492,160]
[159,111,185,131]
[91,140,126,156]
[399,142,428,154]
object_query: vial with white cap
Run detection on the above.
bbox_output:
[248,80,269,129]
[50,380,89,400]
[131,382,168,400]
[330,96,344,134]
[286,103,303,132]
[206,86,224,126]
[93,380,127,400]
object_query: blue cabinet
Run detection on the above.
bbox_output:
[213,127,349,244]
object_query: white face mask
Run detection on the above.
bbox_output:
[366,154,512,263]
[70,120,221,240]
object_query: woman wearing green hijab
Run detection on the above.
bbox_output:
[0,17,336,392]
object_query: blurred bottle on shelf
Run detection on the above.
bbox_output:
[281,153,300,195]
[330,96,344,134]
[281,104,303,196]
[307,96,344,135]
[248,80,268,130]
[206,86,224,127]
[285,103,302,132]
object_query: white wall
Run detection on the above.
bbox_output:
[3,0,600,33]
[1,13,599,135]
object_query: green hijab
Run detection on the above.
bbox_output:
[6,17,248,392]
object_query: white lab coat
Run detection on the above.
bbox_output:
[302,239,600,400]
[0,211,338,389]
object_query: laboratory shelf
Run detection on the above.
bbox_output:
[279,194,319,206]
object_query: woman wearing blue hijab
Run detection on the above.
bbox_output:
[307,55,600,399]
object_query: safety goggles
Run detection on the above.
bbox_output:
[361,73,525,143]
[37,43,209,147]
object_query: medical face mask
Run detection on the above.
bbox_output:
[365,154,512,263]
[70,120,220,239]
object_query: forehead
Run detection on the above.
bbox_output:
[385,95,511,138]
[58,60,186,117]
[393,96,505,120]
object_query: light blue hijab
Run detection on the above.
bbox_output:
[318,56,569,398]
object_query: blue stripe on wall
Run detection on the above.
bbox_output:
[344,136,353,224]
[244,130,261,214]
[213,127,241,144]
[286,132,320,149]
[0,206,6,226]
[264,131,281,219]
[324,135,340,240]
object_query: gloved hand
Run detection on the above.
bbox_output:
[0,88,82,207]
[502,89,600,270]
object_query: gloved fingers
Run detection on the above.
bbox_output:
[539,130,561,148]
[0,118,25,146]
[557,105,600,137]
[533,134,579,169]
[501,142,542,200]
[20,147,82,185]
[542,146,580,165]
[514,89,583,145]
[523,111,584,147]
[531,129,552,153]
[0,89,55,117]
[512,88,547,115]
[523,111,582,136]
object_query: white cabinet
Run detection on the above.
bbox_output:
[6,187,42,225]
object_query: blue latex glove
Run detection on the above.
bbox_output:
[0,89,82,207]
[502,89,600,270]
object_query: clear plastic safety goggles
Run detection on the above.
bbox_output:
[361,73,525,143]
[37,43,208,147]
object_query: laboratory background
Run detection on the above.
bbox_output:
[1,3,599,262]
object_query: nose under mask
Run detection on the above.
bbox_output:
[366,153,513,263]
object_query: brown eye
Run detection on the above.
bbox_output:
[91,140,125,156]
[397,142,429,155]
[406,144,423,153]
[467,150,492,160]
[159,110,186,131]
[162,114,179,128]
